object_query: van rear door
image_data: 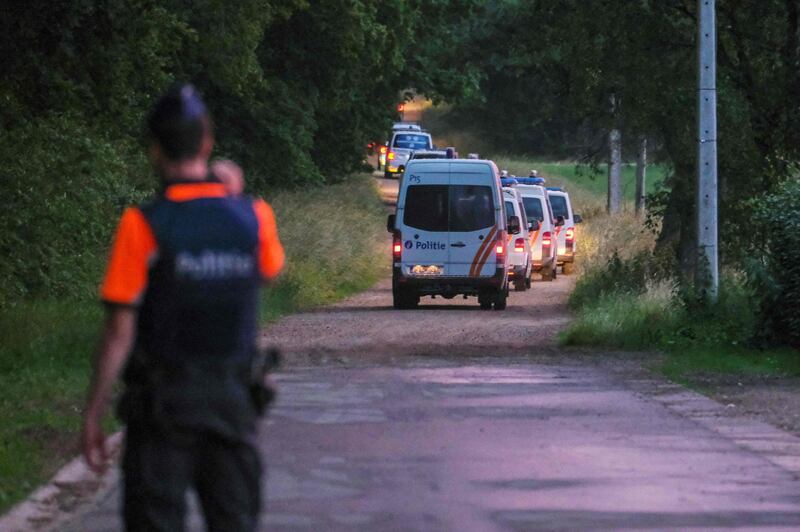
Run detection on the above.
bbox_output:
[447,163,499,277]
[397,164,449,276]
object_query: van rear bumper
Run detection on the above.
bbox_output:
[393,266,506,296]
[532,256,555,271]
[557,251,575,265]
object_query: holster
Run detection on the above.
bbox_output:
[249,347,281,416]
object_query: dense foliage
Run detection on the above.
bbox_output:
[0,0,479,302]
[445,1,800,266]
[753,181,800,347]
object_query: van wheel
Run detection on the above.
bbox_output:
[525,273,532,288]
[552,265,557,280]
[541,267,554,282]
[478,292,493,310]
[563,261,575,275]
[384,170,392,180]
[393,288,419,309]
[514,277,526,291]
[493,289,508,310]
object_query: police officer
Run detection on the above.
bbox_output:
[81,84,284,531]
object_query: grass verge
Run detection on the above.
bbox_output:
[0,173,388,514]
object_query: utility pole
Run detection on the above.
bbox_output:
[607,94,622,214]
[608,128,622,214]
[697,0,719,301]
[635,135,647,216]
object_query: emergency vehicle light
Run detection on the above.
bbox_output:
[388,152,395,160]
[380,146,387,154]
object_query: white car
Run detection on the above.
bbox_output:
[546,188,582,274]
[503,187,533,291]
[387,158,512,310]
[384,125,434,179]
[515,184,559,281]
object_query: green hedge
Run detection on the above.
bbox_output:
[754,180,800,346]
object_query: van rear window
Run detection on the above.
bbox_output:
[549,195,569,219]
[403,185,495,232]
[393,134,432,150]
[404,185,448,231]
[522,197,544,221]
[449,185,495,232]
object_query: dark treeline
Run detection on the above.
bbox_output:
[0,0,479,302]
[2,1,800,341]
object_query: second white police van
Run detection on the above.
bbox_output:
[503,187,533,291]
[387,159,517,310]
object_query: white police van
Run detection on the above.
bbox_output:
[546,188,582,274]
[387,159,515,310]
[384,124,434,179]
[503,186,533,291]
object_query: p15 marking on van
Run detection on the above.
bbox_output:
[387,159,510,310]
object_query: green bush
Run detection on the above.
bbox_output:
[753,180,800,346]
[0,113,149,304]
[561,280,682,348]
[563,251,758,351]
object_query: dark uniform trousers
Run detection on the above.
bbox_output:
[123,421,261,532]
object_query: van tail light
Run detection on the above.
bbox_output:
[380,145,387,154]
[542,231,552,248]
[565,227,575,243]
[388,151,395,160]
[392,232,402,261]
[495,231,507,265]
[514,238,525,253]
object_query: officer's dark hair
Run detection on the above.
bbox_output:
[147,84,210,161]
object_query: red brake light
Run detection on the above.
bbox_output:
[393,232,402,260]
[380,146,387,154]
[398,103,405,112]
[542,231,552,247]
[496,245,504,254]
[514,238,525,253]
[565,227,575,242]
[388,151,395,160]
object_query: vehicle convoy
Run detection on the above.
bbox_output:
[513,180,560,281]
[384,123,434,179]
[387,159,513,310]
[503,187,533,291]
[546,187,582,274]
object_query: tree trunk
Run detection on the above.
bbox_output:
[634,135,647,216]
[607,128,622,213]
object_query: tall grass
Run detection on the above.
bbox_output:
[261,173,389,320]
[0,173,388,513]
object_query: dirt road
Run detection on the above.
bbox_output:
[62,270,800,531]
[50,178,800,530]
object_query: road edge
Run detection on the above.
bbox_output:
[0,432,123,532]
